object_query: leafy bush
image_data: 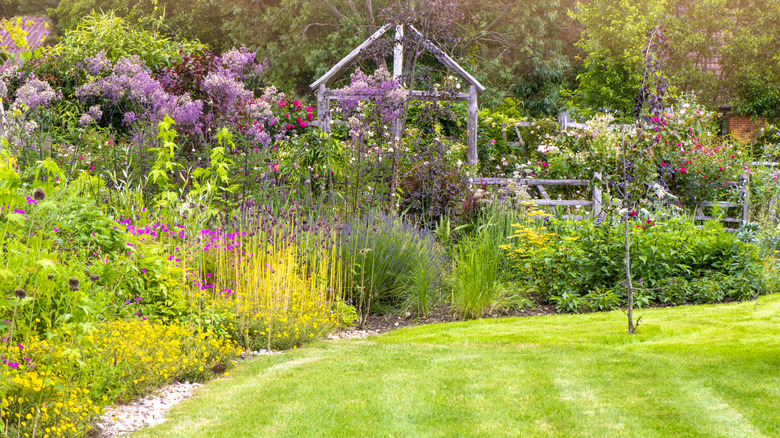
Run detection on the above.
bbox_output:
[502,216,762,309]
[399,151,468,226]
[52,11,204,71]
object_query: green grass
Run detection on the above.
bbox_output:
[133,295,780,437]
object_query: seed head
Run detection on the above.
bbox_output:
[47,274,54,281]
[90,274,100,283]
[68,277,80,291]
[14,289,26,299]
[32,187,45,202]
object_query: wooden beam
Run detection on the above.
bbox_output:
[592,172,602,219]
[536,185,551,200]
[469,177,590,186]
[393,25,404,78]
[323,90,469,101]
[391,25,404,141]
[698,201,741,208]
[694,216,742,223]
[317,83,331,133]
[467,84,478,166]
[310,24,392,90]
[534,200,593,207]
[408,25,486,94]
[741,173,750,223]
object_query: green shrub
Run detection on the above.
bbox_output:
[52,11,204,71]
[503,215,762,310]
[399,149,468,226]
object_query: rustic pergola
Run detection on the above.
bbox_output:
[310,24,486,166]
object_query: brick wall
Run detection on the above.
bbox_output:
[727,114,765,143]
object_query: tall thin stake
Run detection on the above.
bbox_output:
[621,126,635,335]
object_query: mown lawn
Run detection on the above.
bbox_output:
[133,295,780,437]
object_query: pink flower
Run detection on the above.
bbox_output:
[684,160,690,164]
[292,100,301,109]
[278,100,286,108]
[307,113,314,121]
[719,166,724,171]
[679,167,687,174]
[300,121,308,128]
[490,139,496,144]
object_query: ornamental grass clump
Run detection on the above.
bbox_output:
[340,213,447,323]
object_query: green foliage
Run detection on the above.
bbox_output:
[399,149,468,226]
[572,0,780,119]
[447,207,524,319]
[148,116,183,206]
[52,11,204,70]
[503,216,763,310]
[53,0,233,51]
[190,128,238,211]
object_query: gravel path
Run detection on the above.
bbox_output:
[93,330,374,437]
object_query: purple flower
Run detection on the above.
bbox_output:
[84,50,112,75]
[14,77,61,110]
[79,114,95,126]
[122,111,137,126]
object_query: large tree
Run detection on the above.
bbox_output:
[224,0,582,112]
[573,0,780,120]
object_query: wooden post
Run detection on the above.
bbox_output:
[592,172,602,219]
[391,25,404,141]
[467,84,478,166]
[513,125,526,157]
[741,173,750,223]
[0,99,5,138]
[317,83,330,133]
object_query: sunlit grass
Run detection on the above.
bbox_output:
[135,295,780,437]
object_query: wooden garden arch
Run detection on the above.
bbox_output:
[310,24,486,166]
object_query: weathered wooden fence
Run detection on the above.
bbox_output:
[468,172,753,229]
[468,173,602,220]
[694,174,749,231]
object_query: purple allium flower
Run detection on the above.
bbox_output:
[14,77,61,110]
[88,104,103,120]
[79,114,95,126]
[84,50,112,75]
[122,111,137,126]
